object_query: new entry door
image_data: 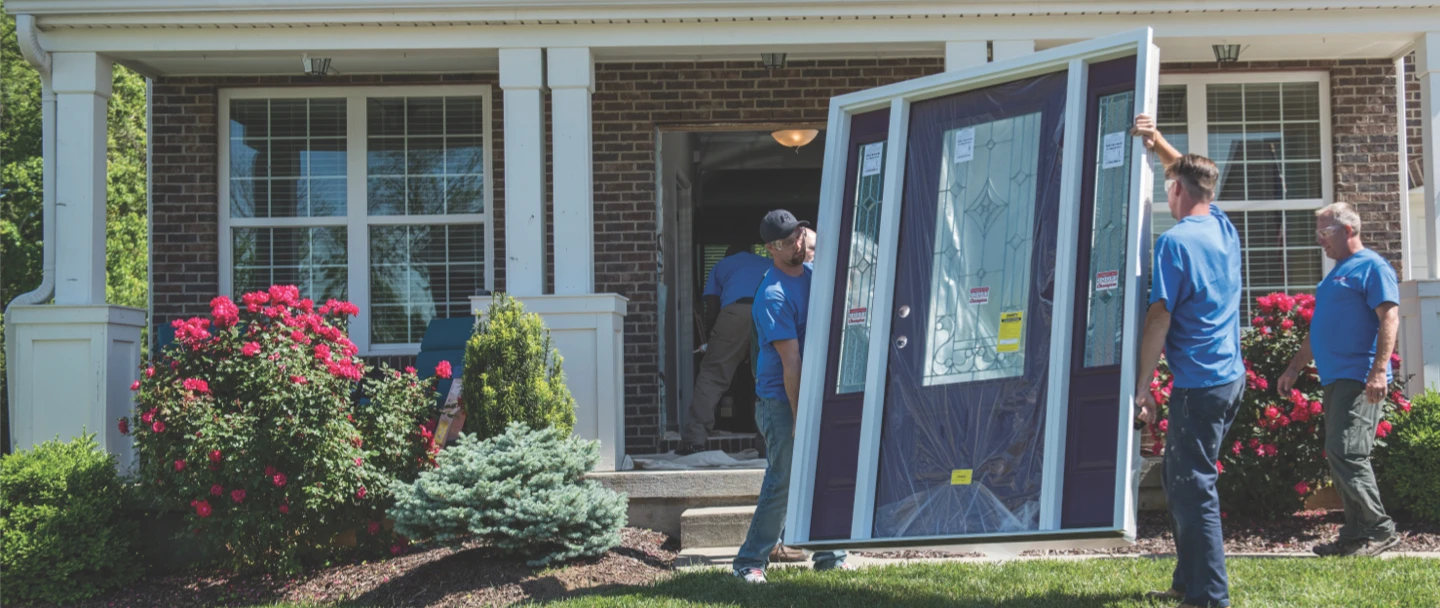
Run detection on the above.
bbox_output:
[787,28,1159,551]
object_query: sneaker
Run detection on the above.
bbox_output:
[734,567,767,583]
[1312,540,1347,557]
[770,543,808,563]
[1352,534,1402,557]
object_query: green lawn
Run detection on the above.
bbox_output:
[539,557,1439,608]
[253,556,1440,608]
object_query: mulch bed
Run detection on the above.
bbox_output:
[63,528,677,608]
[45,512,1440,607]
[855,509,1440,560]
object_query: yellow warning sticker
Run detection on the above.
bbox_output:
[951,469,973,485]
[997,311,1024,353]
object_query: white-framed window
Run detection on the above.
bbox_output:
[1149,72,1333,320]
[219,86,495,355]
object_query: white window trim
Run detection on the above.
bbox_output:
[1155,71,1333,212]
[218,85,495,356]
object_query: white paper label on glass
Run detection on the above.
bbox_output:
[1096,270,1120,291]
[847,307,868,326]
[1101,131,1126,169]
[861,143,885,176]
[953,128,976,164]
[968,286,990,305]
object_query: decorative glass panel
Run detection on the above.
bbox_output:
[232,227,347,301]
[1150,85,1188,205]
[1206,82,1322,202]
[228,98,347,218]
[369,224,485,344]
[1083,92,1135,368]
[367,96,485,216]
[923,114,1042,385]
[836,141,886,394]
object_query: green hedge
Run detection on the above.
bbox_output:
[461,293,576,441]
[1379,391,1440,523]
[1,433,142,605]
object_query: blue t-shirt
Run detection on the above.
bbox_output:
[1149,204,1245,389]
[753,265,813,402]
[1311,248,1399,385]
[704,252,773,308]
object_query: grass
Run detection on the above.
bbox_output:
[249,556,1440,608]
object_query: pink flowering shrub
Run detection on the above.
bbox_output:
[123,286,440,572]
[1150,292,1411,519]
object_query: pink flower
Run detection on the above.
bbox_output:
[211,484,224,496]
[279,505,290,514]
[354,457,364,467]
[356,486,368,499]
[1299,308,1314,323]
[231,489,246,503]
[1295,481,1310,495]
[1376,419,1393,438]
[141,409,156,424]
[1310,401,1324,415]
[118,418,130,435]
[351,437,363,448]
[130,380,141,391]
[290,375,308,385]
[193,500,212,518]
[367,521,381,535]
[183,378,210,394]
[1232,441,1242,455]
[405,366,416,374]
[174,460,186,472]
[1262,444,1278,457]
[272,473,287,487]
[145,367,156,378]
[210,295,240,327]
[1280,319,1294,330]
[268,285,301,306]
[436,360,453,379]
[151,420,166,433]
[1254,376,1269,391]
[242,342,261,357]
[1391,352,1403,370]
[1275,294,1295,313]
[1215,460,1225,474]
[1256,294,1276,313]
[1248,438,1260,449]
[1265,406,1280,420]
[314,344,332,361]
[1157,419,1169,433]
[1252,316,1265,327]
[264,465,276,477]
[209,449,223,464]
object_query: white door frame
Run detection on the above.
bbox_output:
[786,27,1159,550]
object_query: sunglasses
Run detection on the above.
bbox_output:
[1315,225,1344,239]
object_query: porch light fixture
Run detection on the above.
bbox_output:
[302,54,334,77]
[761,52,788,71]
[1212,44,1242,63]
[771,128,819,150]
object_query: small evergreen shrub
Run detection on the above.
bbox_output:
[1378,390,1439,522]
[461,293,576,440]
[389,423,627,566]
[127,286,440,572]
[1,434,142,605]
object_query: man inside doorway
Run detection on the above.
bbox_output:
[733,209,850,583]
[679,240,773,455]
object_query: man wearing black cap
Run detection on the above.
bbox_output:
[732,209,850,583]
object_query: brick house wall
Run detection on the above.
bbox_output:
[148,55,1415,456]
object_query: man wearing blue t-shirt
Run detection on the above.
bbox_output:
[679,243,774,453]
[732,209,849,584]
[1278,202,1401,557]
[1132,115,1244,608]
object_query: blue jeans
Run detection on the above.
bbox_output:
[733,397,846,572]
[1163,377,1244,608]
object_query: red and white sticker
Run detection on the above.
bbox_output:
[1096,270,1120,291]
[847,307,868,326]
[968,286,990,305]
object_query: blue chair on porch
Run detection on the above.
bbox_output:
[415,316,476,407]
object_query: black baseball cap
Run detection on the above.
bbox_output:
[759,209,811,243]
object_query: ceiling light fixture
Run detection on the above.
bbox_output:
[761,52,788,71]
[1212,44,1242,63]
[771,129,819,151]
[302,54,334,77]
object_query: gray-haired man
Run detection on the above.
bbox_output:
[1278,202,1400,557]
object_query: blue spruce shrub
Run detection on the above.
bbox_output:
[388,423,627,566]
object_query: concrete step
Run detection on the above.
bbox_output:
[681,505,756,549]
[589,468,763,539]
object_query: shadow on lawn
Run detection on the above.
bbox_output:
[531,569,1143,608]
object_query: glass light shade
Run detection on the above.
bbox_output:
[771,129,819,149]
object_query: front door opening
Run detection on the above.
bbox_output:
[657,128,826,453]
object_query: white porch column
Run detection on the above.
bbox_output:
[992,40,1036,62]
[1401,32,1440,393]
[52,52,111,305]
[500,48,547,296]
[547,48,596,295]
[944,41,987,72]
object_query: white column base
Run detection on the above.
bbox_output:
[1400,280,1440,395]
[471,294,628,470]
[5,305,145,470]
